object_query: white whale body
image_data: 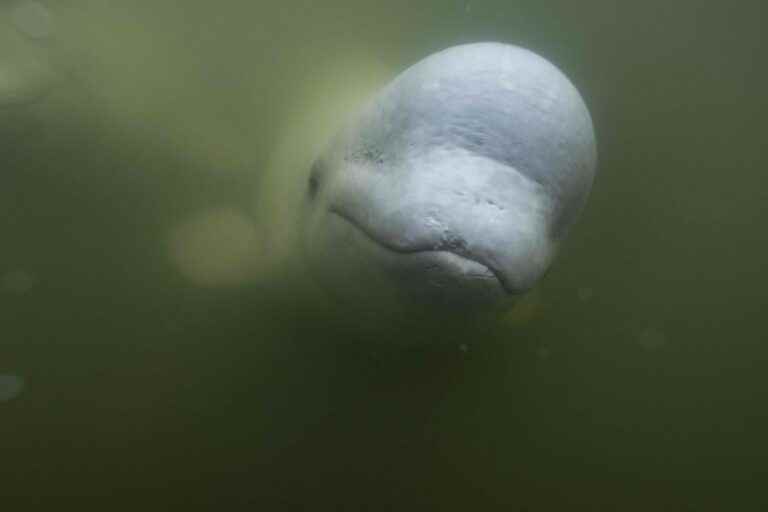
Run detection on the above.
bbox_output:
[298,43,597,312]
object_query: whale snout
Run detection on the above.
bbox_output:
[326,151,557,297]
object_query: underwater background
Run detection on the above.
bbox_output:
[1,0,766,509]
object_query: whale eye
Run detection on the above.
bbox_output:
[307,160,323,200]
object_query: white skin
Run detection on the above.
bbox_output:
[301,43,597,313]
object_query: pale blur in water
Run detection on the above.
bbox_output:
[1,1,766,510]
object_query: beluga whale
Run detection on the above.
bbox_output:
[299,42,597,316]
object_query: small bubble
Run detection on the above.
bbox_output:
[459,343,468,353]
[577,286,594,302]
[636,327,667,351]
[11,1,54,40]
[1,270,37,294]
[0,374,24,402]
[535,346,551,360]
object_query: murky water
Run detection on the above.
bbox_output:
[1,0,766,509]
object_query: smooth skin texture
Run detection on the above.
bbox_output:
[302,43,597,313]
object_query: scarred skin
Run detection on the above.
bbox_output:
[301,43,597,313]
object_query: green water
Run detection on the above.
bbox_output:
[1,0,766,509]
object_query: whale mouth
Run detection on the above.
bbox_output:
[328,208,515,296]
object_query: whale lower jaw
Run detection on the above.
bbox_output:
[326,209,517,308]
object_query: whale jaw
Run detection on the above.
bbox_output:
[301,143,560,313]
[304,207,518,313]
[329,208,515,296]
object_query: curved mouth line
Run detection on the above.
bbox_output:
[329,208,515,295]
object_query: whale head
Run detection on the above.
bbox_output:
[301,43,597,313]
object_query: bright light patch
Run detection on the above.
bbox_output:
[1,270,37,294]
[258,55,391,262]
[11,1,54,40]
[0,57,55,106]
[0,2,58,107]
[168,208,263,287]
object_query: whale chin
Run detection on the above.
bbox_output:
[303,209,518,313]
